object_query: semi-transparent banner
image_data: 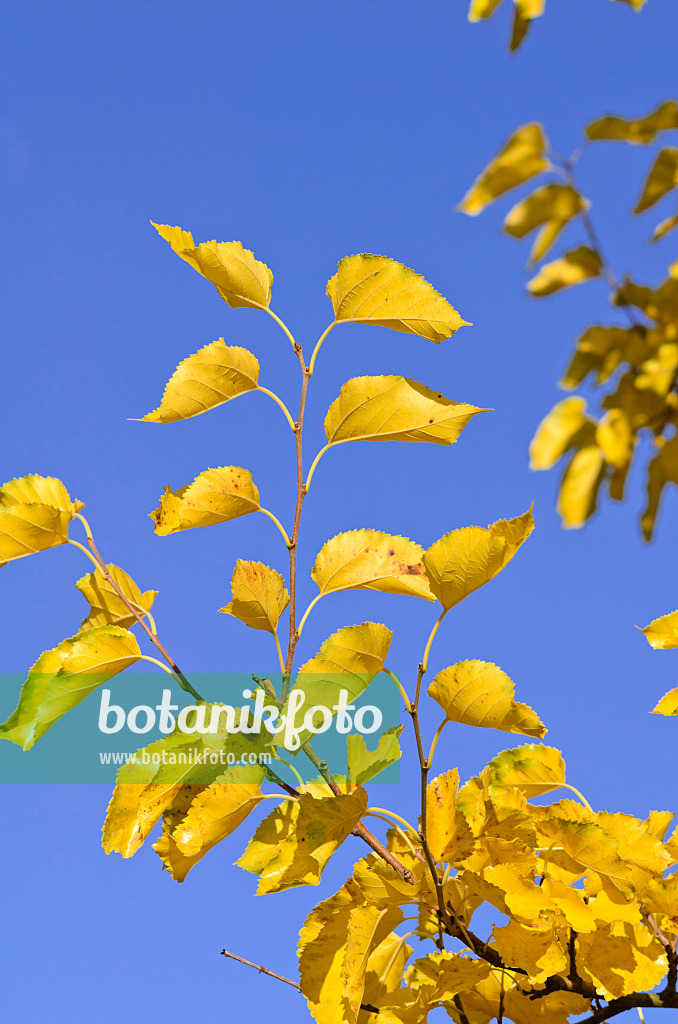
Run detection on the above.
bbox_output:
[0,672,401,784]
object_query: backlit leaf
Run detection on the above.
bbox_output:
[529,397,595,470]
[298,879,403,1024]
[0,625,141,749]
[312,529,433,601]
[137,339,260,423]
[152,223,273,309]
[429,661,546,738]
[491,919,566,984]
[326,254,470,344]
[422,508,534,610]
[220,559,289,634]
[504,184,585,263]
[640,608,678,649]
[586,100,678,144]
[527,246,602,297]
[324,376,485,446]
[347,725,403,785]
[634,148,678,214]
[236,789,368,893]
[488,744,566,798]
[405,950,491,998]
[459,123,549,216]
[75,564,157,631]
[150,466,260,535]
[558,446,606,528]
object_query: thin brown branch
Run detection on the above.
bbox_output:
[77,521,203,701]
[284,360,310,680]
[577,991,678,1024]
[453,994,472,1024]
[220,949,380,1013]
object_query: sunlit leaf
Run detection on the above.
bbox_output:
[650,210,678,242]
[652,688,678,716]
[504,184,586,264]
[586,100,678,144]
[220,559,289,634]
[558,446,606,529]
[429,660,546,738]
[488,743,566,798]
[75,564,157,631]
[236,789,368,893]
[324,376,485,446]
[406,949,491,999]
[155,779,265,882]
[492,919,567,984]
[152,223,273,309]
[527,246,602,297]
[326,254,470,344]
[459,123,549,216]
[529,397,595,470]
[312,529,433,601]
[595,409,633,469]
[0,474,84,568]
[426,769,474,862]
[291,621,392,749]
[0,626,141,749]
[640,608,678,649]
[468,0,506,22]
[137,339,260,423]
[360,932,412,1012]
[150,466,260,535]
[347,725,403,785]
[298,879,403,1024]
[634,148,678,214]
[423,508,534,611]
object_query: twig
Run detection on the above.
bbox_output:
[454,994,472,1024]
[73,515,203,700]
[221,949,380,1013]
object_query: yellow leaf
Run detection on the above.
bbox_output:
[150,466,260,535]
[542,877,597,932]
[468,0,506,22]
[347,726,403,786]
[640,608,678,649]
[152,223,273,309]
[0,626,141,750]
[292,622,392,750]
[0,474,84,567]
[137,340,260,423]
[578,923,667,999]
[429,660,546,738]
[650,210,678,242]
[504,184,585,264]
[595,409,633,469]
[488,743,566,797]
[527,246,602,297]
[312,529,433,601]
[236,790,368,893]
[652,688,678,716]
[220,559,289,634]
[0,474,84,514]
[503,990,591,1024]
[459,123,549,216]
[154,781,264,882]
[405,950,490,998]
[361,932,412,1011]
[298,880,404,1024]
[492,919,566,983]
[558,446,606,529]
[423,508,534,611]
[587,889,642,926]
[509,0,544,51]
[462,863,554,921]
[324,376,485,447]
[586,100,678,144]
[634,148,678,214]
[426,770,474,862]
[75,564,157,631]
[326,254,470,344]
[641,434,678,540]
[529,397,595,470]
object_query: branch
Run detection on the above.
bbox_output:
[73,515,203,700]
[577,991,678,1024]
[220,949,380,1014]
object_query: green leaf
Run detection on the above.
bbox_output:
[347,725,403,785]
[0,626,142,749]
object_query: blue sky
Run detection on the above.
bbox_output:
[2,2,678,1021]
